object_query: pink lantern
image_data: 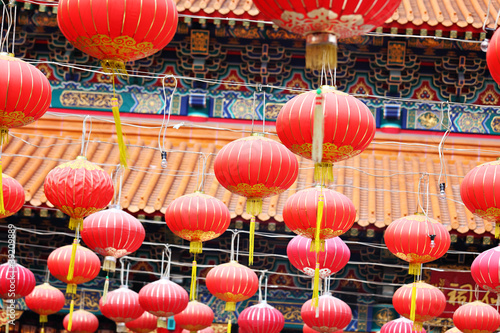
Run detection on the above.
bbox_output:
[238,302,285,333]
[381,318,426,333]
[301,294,352,333]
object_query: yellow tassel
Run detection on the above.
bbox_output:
[101,59,127,77]
[313,262,320,308]
[315,194,324,254]
[40,315,47,323]
[312,89,324,165]
[410,281,417,322]
[412,321,423,332]
[190,241,203,254]
[305,42,337,71]
[111,98,128,168]
[249,216,256,266]
[225,302,236,312]
[41,326,44,333]
[67,238,78,281]
[68,218,83,231]
[6,322,9,333]
[190,260,197,301]
[314,163,334,184]
[246,198,262,216]
[103,258,116,272]
[496,223,500,239]
[66,283,77,294]
[0,164,5,216]
[227,318,231,333]
[68,299,75,331]
[408,263,421,276]
[102,276,109,304]
[0,128,9,145]
[157,318,167,328]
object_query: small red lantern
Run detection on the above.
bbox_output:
[384,214,450,275]
[25,283,66,323]
[44,156,114,230]
[471,246,500,293]
[174,301,214,332]
[301,294,352,333]
[63,310,99,333]
[165,192,231,254]
[487,30,500,85]
[0,174,24,219]
[0,262,35,299]
[238,302,285,333]
[381,318,426,333]
[205,261,259,312]
[287,235,350,279]
[47,244,101,294]
[125,312,157,333]
[460,160,500,238]
[453,301,500,333]
[82,206,145,272]
[100,286,144,332]
[392,281,446,330]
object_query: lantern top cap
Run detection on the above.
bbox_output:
[251,132,264,137]
[317,85,348,96]
[0,53,19,61]
[76,156,87,160]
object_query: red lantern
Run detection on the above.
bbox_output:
[63,310,99,333]
[44,156,114,230]
[487,29,500,85]
[100,286,144,332]
[57,0,178,71]
[25,283,66,323]
[47,244,101,294]
[82,206,145,272]
[460,160,500,238]
[165,192,231,254]
[471,246,500,293]
[384,214,450,275]
[0,262,35,299]
[381,318,426,333]
[301,294,352,333]
[453,301,500,333]
[173,301,214,332]
[125,312,157,333]
[238,302,285,333]
[392,281,446,330]
[0,174,24,219]
[138,277,189,324]
[182,328,214,333]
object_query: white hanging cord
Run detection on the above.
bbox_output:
[264,275,268,302]
[164,247,172,280]
[160,248,165,277]
[120,258,126,286]
[262,86,266,133]
[230,230,240,262]
[125,262,131,286]
[10,2,15,55]
[80,115,91,157]
[158,75,177,168]
[483,0,493,31]
[250,90,257,134]
[258,273,264,302]
[197,154,207,192]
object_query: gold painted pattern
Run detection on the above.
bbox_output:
[175,230,221,242]
[475,207,500,221]
[227,183,284,198]
[60,206,102,219]
[0,111,35,129]
[290,142,361,163]
[213,292,250,302]
[395,253,437,263]
[293,228,345,239]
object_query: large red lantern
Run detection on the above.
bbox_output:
[460,160,500,238]
[63,310,99,333]
[173,301,214,332]
[0,174,24,219]
[138,277,189,326]
[0,262,35,299]
[214,134,299,263]
[238,302,285,333]
[100,286,144,332]
[165,192,231,254]
[277,86,376,181]
[47,244,101,294]
[82,206,145,272]
[384,214,450,275]
[205,261,259,312]
[301,294,352,333]
[25,283,66,323]
[392,281,446,330]
[381,318,426,333]
[453,301,500,333]
[471,246,500,293]
[125,311,157,333]
[44,156,114,230]
[487,30,500,85]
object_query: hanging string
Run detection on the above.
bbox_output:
[262,86,266,133]
[230,231,240,262]
[80,116,90,157]
[250,90,257,134]
[263,275,268,303]
[197,154,207,192]
[10,3,15,56]
[158,74,177,164]
[160,248,165,278]
[258,272,264,302]
[119,258,126,286]
[164,246,172,280]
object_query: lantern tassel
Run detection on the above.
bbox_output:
[68,218,83,231]
[0,163,4,216]
[66,283,77,294]
[496,223,500,239]
[227,318,231,333]
[189,241,202,254]
[102,276,109,304]
[0,129,9,146]
[249,215,256,266]
[408,263,421,275]
[410,281,417,322]
[111,97,128,168]
[41,326,44,333]
[313,262,320,308]
[40,315,47,323]
[314,162,334,184]
[5,322,8,333]
[190,260,197,301]
[67,238,78,281]
[68,299,75,331]
[312,89,324,165]
[412,321,423,332]
[225,302,236,312]
[157,318,167,328]
[315,193,325,253]
[103,257,117,272]
[246,198,262,216]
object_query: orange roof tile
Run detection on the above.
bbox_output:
[7,114,500,236]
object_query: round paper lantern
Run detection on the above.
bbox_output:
[384,214,450,275]
[47,244,101,294]
[138,277,189,321]
[453,301,500,333]
[381,318,426,333]
[25,283,66,323]
[277,86,376,180]
[301,294,352,333]
[487,29,500,85]
[205,261,259,311]
[182,329,214,333]
[63,310,99,333]
[125,312,157,333]
[44,156,114,230]
[471,246,500,293]
[287,235,350,279]
[392,281,446,330]
[444,328,462,333]
[0,174,24,219]
[283,187,356,240]
[460,160,500,238]
[238,302,285,333]
[100,286,144,332]
[57,0,178,71]
[174,301,214,332]
[165,192,230,254]
[0,262,35,299]
[250,1,401,69]
[82,206,145,272]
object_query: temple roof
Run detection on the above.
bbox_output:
[8,114,498,237]
[173,0,500,31]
